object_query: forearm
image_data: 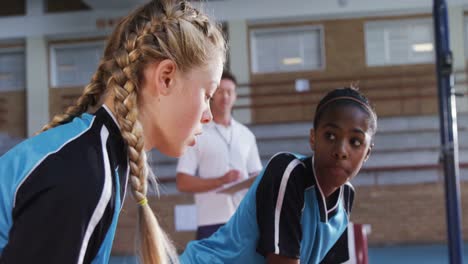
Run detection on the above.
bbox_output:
[176,172,223,193]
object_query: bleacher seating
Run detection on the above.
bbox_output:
[149,113,468,194]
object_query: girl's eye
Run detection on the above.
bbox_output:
[351,139,362,147]
[326,132,336,141]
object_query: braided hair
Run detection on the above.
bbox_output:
[314,87,377,136]
[41,1,226,263]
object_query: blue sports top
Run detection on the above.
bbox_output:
[180,152,354,264]
[0,106,129,264]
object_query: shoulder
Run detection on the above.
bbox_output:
[259,152,306,186]
[0,114,98,188]
[18,130,105,191]
[266,152,305,170]
[13,130,109,214]
[232,119,256,139]
[10,115,105,196]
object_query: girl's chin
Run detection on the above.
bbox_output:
[159,137,196,158]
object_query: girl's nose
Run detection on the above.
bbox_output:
[201,108,213,124]
[333,143,348,160]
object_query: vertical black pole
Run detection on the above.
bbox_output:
[433,1,464,263]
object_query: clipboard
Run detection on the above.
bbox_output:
[215,176,257,195]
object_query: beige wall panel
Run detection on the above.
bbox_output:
[375,100,404,116]
[49,87,84,119]
[253,105,306,123]
[420,98,439,115]
[352,182,468,245]
[0,91,26,138]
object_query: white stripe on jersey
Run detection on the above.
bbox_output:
[77,126,113,264]
[274,159,303,254]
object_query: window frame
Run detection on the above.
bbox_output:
[0,46,26,92]
[249,24,326,74]
[49,40,105,88]
[364,18,435,67]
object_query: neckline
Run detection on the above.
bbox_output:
[311,157,343,222]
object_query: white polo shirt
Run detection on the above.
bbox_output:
[176,119,263,226]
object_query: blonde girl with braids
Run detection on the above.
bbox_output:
[0,1,225,263]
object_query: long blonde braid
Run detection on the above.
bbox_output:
[106,27,177,262]
[105,1,226,263]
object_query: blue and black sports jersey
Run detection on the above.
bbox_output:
[0,106,129,264]
[180,152,354,264]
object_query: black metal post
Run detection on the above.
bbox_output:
[433,1,464,263]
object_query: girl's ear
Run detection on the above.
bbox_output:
[364,143,374,162]
[309,128,315,151]
[153,59,177,96]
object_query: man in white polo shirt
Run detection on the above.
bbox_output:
[176,70,262,240]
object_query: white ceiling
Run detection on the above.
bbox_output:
[81,0,468,22]
[82,0,146,9]
[82,0,225,10]
[1,0,467,39]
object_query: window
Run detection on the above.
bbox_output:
[0,1,25,16]
[50,41,105,88]
[365,18,434,66]
[46,0,90,13]
[0,48,25,92]
[250,25,324,74]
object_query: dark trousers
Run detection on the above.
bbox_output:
[196,223,224,240]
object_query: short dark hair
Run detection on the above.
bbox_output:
[313,87,377,135]
[221,70,237,86]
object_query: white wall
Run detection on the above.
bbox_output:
[26,36,49,136]
[228,20,252,124]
